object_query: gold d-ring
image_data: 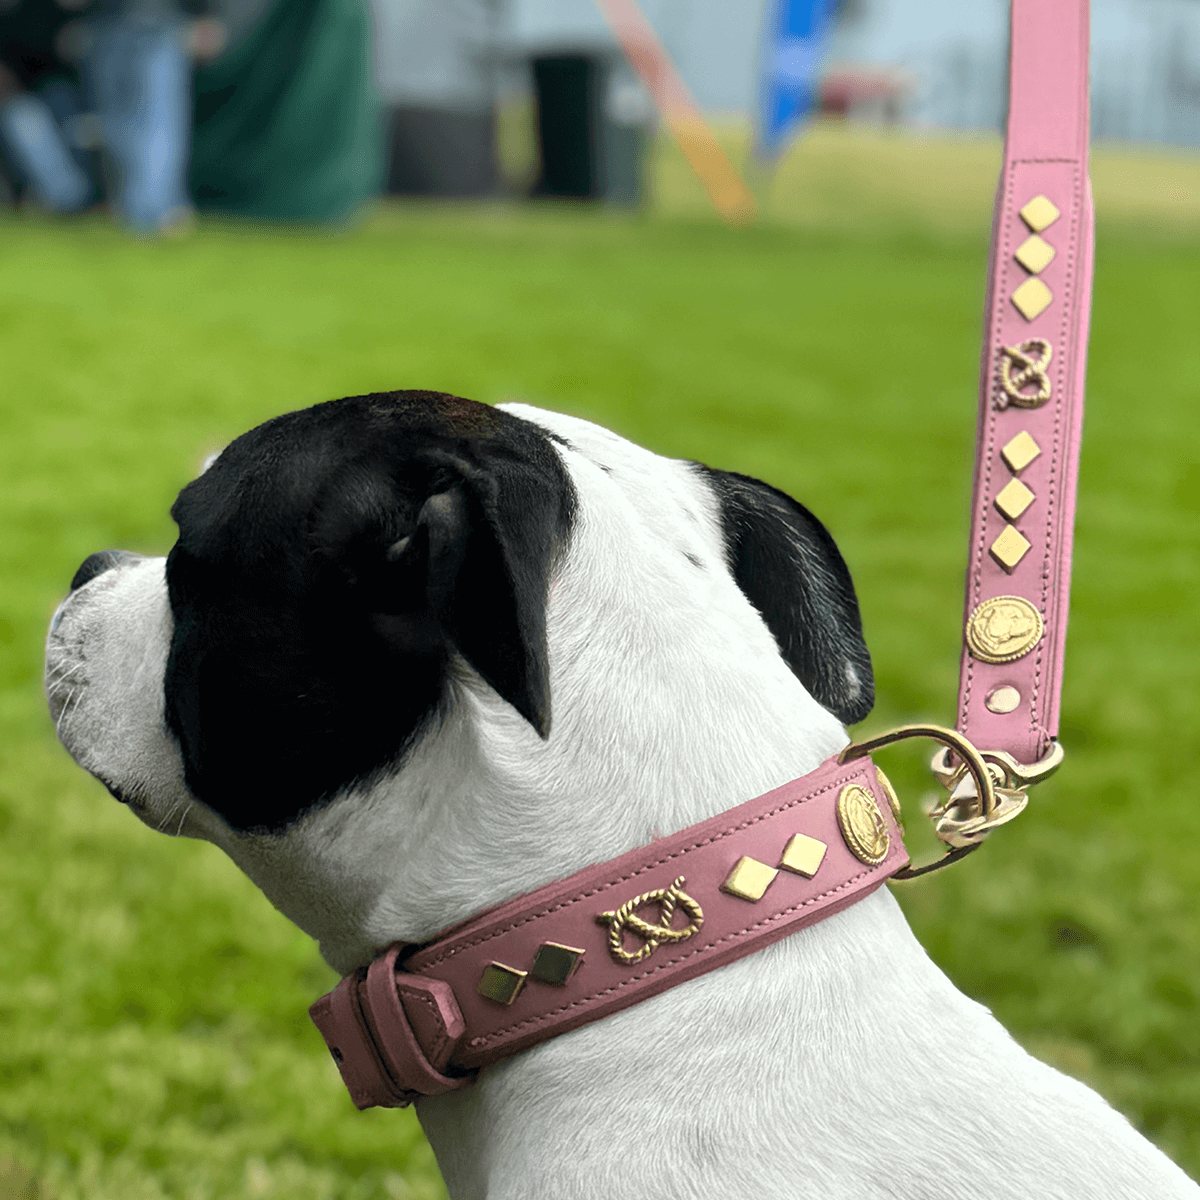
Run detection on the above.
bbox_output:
[838,725,1006,879]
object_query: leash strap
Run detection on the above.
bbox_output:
[311,754,907,1108]
[956,0,1093,767]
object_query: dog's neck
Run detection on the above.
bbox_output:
[405,760,1193,1200]
[374,688,1184,1199]
[210,655,1190,1200]
[411,849,1193,1200]
[415,887,926,1200]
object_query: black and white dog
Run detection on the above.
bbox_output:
[46,392,1197,1200]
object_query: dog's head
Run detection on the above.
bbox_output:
[46,392,872,970]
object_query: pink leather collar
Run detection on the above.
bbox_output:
[311,753,907,1108]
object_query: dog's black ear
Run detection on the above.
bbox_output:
[696,466,873,726]
[370,449,572,740]
[413,475,555,737]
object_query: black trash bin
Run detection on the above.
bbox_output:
[531,52,647,205]
[386,106,499,197]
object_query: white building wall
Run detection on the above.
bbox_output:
[829,0,1200,145]
[370,0,1200,145]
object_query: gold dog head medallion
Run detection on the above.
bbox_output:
[965,595,1044,664]
[837,785,890,866]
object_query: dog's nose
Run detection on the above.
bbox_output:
[70,550,143,592]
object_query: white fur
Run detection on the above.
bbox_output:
[45,404,1199,1199]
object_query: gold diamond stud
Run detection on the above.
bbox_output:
[720,856,778,902]
[529,942,585,986]
[778,834,827,878]
[1001,430,1041,473]
[1019,195,1060,232]
[990,525,1032,572]
[995,477,1035,521]
[478,962,527,1005]
[1014,234,1056,275]
[1011,277,1053,320]
[985,686,1021,714]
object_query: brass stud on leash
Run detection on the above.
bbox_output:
[966,596,1044,664]
[995,478,1035,521]
[1018,194,1061,232]
[1014,235,1056,275]
[1011,277,1053,320]
[1000,430,1041,472]
[998,339,1053,409]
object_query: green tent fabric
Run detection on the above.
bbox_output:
[190,0,381,222]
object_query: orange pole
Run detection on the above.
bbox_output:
[592,0,757,225]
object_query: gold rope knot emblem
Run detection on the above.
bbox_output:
[997,339,1053,408]
[596,876,704,965]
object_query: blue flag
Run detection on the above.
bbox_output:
[756,0,834,160]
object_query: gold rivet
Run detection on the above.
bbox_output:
[1014,234,1056,275]
[995,478,1035,521]
[836,785,890,866]
[1019,194,1060,232]
[1011,277,1053,321]
[477,962,527,1005]
[778,834,827,878]
[529,942,586,986]
[1001,430,1041,473]
[874,768,902,824]
[990,525,1032,572]
[966,596,1044,663]
[985,686,1022,713]
[720,856,778,902]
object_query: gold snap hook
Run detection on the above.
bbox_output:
[838,724,1061,879]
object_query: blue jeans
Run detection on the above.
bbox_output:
[85,16,192,231]
[0,84,93,212]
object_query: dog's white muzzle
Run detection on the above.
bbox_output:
[45,553,194,832]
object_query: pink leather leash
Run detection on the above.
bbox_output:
[311,754,908,1108]
[877,0,1093,866]
[308,0,1093,1109]
[957,0,1093,768]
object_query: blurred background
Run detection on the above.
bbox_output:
[3,0,1200,222]
[1,1,1198,1198]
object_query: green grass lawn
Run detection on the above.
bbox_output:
[2,126,1199,1199]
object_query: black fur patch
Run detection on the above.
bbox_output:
[695,465,873,726]
[163,392,576,834]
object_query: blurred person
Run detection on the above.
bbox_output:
[189,0,380,223]
[81,0,226,232]
[0,0,98,212]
